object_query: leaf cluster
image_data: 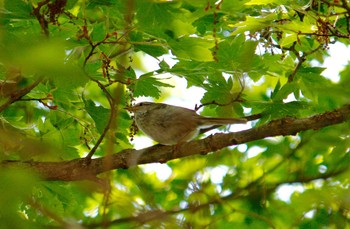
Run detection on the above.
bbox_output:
[1,0,350,228]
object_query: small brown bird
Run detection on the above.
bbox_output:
[126,102,247,145]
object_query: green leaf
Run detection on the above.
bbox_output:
[0,38,88,92]
[159,59,170,71]
[271,79,281,99]
[90,22,107,42]
[217,35,259,72]
[201,80,233,105]
[279,33,298,47]
[0,168,39,228]
[169,37,215,62]
[170,60,216,87]
[231,14,278,35]
[134,75,174,98]
[136,1,196,38]
[130,32,168,58]
[278,15,316,35]
[4,0,33,19]
[262,101,311,119]
[272,82,298,101]
[297,67,330,104]
[84,99,110,134]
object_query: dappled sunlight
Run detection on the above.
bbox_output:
[1,0,350,228]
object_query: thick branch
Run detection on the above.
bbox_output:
[2,104,350,181]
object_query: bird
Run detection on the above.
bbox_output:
[125,102,247,145]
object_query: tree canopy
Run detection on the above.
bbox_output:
[1,0,350,228]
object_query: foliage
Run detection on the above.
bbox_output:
[1,0,350,228]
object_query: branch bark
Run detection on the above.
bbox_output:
[2,104,350,181]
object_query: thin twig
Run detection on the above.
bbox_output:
[84,98,116,161]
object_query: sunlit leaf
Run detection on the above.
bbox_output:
[134,75,174,98]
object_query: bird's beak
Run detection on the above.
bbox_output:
[124,106,136,112]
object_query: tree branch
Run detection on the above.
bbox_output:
[2,104,350,181]
[83,166,349,228]
[0,77,43,113]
